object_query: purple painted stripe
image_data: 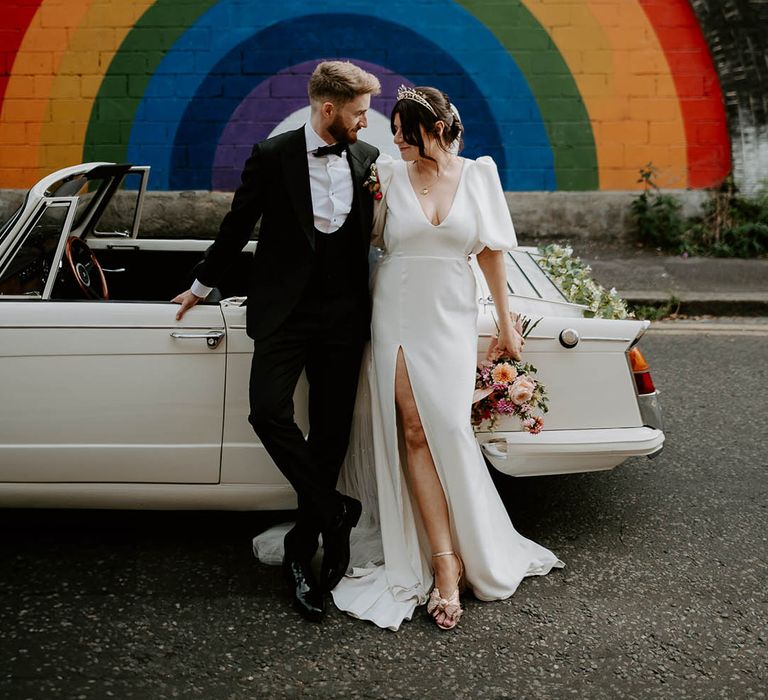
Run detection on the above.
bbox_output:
[212,59,409,191]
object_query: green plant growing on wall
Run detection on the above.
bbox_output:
[685,176,768,257]
[631,164,768,257]
[630,164,687,250]
[629,296,681,322]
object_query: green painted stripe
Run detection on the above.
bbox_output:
[83,0,216,164]
[86,0,598,190]
[456,0,598,190]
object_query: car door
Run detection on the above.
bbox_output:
[0,180,227,484]
[217,298,299,504]
[0,302,226,484]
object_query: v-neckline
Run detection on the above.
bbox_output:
[405,158,467,228]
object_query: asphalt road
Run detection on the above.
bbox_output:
[1,325,766,699]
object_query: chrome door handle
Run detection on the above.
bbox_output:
[170,330,225,348]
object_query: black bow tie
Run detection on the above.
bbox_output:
[313,142,346,158]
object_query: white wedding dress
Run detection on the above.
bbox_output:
[254,154,563,631]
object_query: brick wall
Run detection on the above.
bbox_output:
[0,0,762,194]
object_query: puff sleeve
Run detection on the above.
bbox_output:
[371,153,396,249]
[467,156,517,254]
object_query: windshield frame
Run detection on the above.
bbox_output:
[0,192,30,247]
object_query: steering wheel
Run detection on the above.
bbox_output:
[64,236,109,300]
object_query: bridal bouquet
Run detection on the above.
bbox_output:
[471,316,549,433]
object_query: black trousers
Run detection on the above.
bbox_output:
[248,289,367,557]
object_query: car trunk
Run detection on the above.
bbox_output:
[472,249,661,476]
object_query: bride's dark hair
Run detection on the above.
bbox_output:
[391,86,464,166]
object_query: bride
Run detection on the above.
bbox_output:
[256,85,563,631]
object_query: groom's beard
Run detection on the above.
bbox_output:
[328,115,359,145]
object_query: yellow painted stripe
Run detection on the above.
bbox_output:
[38,0,154,178]
[522,0,687,189]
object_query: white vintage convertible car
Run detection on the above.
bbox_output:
[0,163,664,510]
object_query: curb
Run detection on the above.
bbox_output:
[619,291,768,317]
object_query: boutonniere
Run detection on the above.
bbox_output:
[364,163,383,200]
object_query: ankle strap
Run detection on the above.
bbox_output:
[432,550,455,558]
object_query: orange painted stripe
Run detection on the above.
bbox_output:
[524,0,687,189]
[585,0,687,189]
[0,0,93,187]
[38,0,154,178]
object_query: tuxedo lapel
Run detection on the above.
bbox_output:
[281,127,316,250]
[347,142,369,190]
[347,143,372,241]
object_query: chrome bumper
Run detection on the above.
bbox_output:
[637,391,664,431]
[478,426,665,477]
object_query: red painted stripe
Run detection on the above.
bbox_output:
[0,1,45,107]
[639,0,731,187]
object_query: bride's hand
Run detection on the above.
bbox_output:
[494,324,525,361]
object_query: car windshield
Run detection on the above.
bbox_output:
[71,178,108,230]
[505,249,571,303]
[0,202,71,297]
[94,170,143,236]
[0,194,28,246]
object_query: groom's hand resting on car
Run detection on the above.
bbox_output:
[171,289,203,321]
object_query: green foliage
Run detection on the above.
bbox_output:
[631,165,768,257]
[685,176,768,257]
[630,164,687,250]
[629,296,681,321]
[535,243,632,320]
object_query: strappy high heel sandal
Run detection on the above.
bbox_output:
[427,550,465,630]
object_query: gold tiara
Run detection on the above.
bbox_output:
[396,85,437,116]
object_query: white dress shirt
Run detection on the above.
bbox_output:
[191,122,353,299]
[304,121,353,234]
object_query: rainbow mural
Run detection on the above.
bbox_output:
[0,0,731,192]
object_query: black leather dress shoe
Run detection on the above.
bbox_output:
[282,556,325,622]
[321,496,363,592]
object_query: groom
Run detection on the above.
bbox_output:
[173,61,381,621]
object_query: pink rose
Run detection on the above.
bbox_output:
[509,376,535,405]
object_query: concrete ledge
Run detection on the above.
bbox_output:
[505,190,707,242]
[1,188,708,242]
[137,190,235,239]
[619,291,768,317]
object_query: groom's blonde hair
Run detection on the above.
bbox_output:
[308,61,381,107]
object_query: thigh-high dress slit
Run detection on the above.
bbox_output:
[331,156,563,631]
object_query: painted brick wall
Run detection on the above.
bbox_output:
[0,0,759,193]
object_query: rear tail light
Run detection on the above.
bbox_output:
[628,347,656,395]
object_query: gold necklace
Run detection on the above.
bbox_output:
[414,158,453,195]
[414,160,440,196]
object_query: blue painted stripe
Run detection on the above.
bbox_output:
[170,15,504,189]
[127,0,555,190]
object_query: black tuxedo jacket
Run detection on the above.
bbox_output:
[197,127,380,340]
